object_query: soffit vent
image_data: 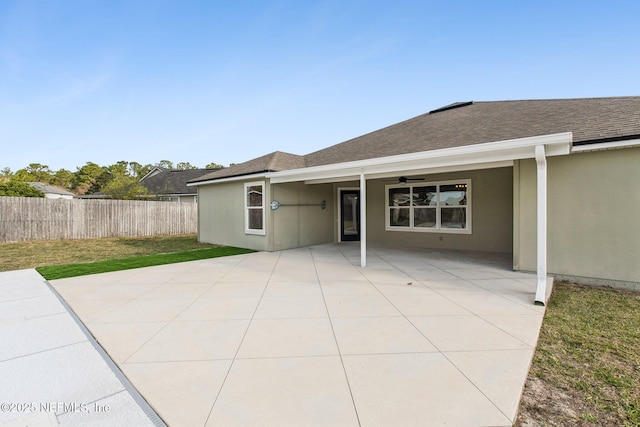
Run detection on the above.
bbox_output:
[429,101,473,114]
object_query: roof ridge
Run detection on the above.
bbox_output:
[473,95,640,104]
[429,101,473,114]
[267,151,282,171]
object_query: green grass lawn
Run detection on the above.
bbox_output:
[36,246,254,280]
[0,234,254,279]
[516,282,640,426]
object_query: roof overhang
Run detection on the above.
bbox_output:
[571,137,640,153]
[188,173,269,187]
[268,132,573,184]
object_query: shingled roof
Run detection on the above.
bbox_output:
[141,168,220,195]
[191,151,306,183]
[305,96,640,167]
[191,96,640,183]
[27,182,75,197]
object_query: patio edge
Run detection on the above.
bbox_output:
[43,278,167,427]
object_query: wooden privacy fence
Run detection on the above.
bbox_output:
[0,197,198,243]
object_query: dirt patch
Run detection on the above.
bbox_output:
[515,377,620,426]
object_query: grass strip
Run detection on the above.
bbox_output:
[517,283,640,426]
[37,246,254,280]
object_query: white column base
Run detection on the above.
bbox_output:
[534,145,547,306]
[360,171,367,268]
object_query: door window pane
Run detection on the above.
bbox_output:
[342,193,359,236]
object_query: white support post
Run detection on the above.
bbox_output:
[534,145,547,305]
[360,171,367,267]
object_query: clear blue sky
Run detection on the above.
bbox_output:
[1,0,639,172]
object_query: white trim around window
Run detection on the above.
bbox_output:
[244,181,266,235]
[385,179,471,234]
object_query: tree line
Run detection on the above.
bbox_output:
[0,160,225,199]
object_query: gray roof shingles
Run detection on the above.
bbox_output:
[27,182,75,196]
[191,96,640,183]
[191,151,306,183]
[141,168,220,195]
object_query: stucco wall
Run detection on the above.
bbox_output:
[366,167,513,253]
[197,180,269,251]
[514,147,640,284]
[270,182,335,251]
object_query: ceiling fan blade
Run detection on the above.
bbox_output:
[398,176,425,183]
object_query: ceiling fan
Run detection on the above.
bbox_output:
[381,176,426,184]
[397,176,425,184]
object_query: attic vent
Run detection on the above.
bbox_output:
[429,101,473,114]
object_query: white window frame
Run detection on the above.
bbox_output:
[244,181,266,235]
[385,179,471,234]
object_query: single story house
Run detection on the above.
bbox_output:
[140,167,221,203]
[188,96,640,303]
[28,182,75,199]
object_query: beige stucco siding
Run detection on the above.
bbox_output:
[514,147,640,284]
[270,182,335,251]
[366,167,513,253]
[197,180,269,251]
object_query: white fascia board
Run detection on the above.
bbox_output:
[187,173,268,187]
[269,132,572,184]
[140,166,164,182]
[571,138,640,153]
[303,161,515,184]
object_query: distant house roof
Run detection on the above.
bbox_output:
[140,168,221,196]
[28,182,75,197]
[189,96,640,184]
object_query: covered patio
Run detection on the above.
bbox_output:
[52,243,549,427]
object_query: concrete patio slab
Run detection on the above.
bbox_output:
[87,321,167,363]
[320,280,380,296]
[200,281,267,298]
[121,360,231,427]
[408,315,533,351]
[94,297,196,323]
[237,318,338,358]
[446,348,536,422]
[331,316,437,355]
[0,269,163,427]
[45,243,550,426]
[343,352,511,426]
[127,320,250,363]
[207,356,359,427]
[253,295,329,319]
[175,296,260,320]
